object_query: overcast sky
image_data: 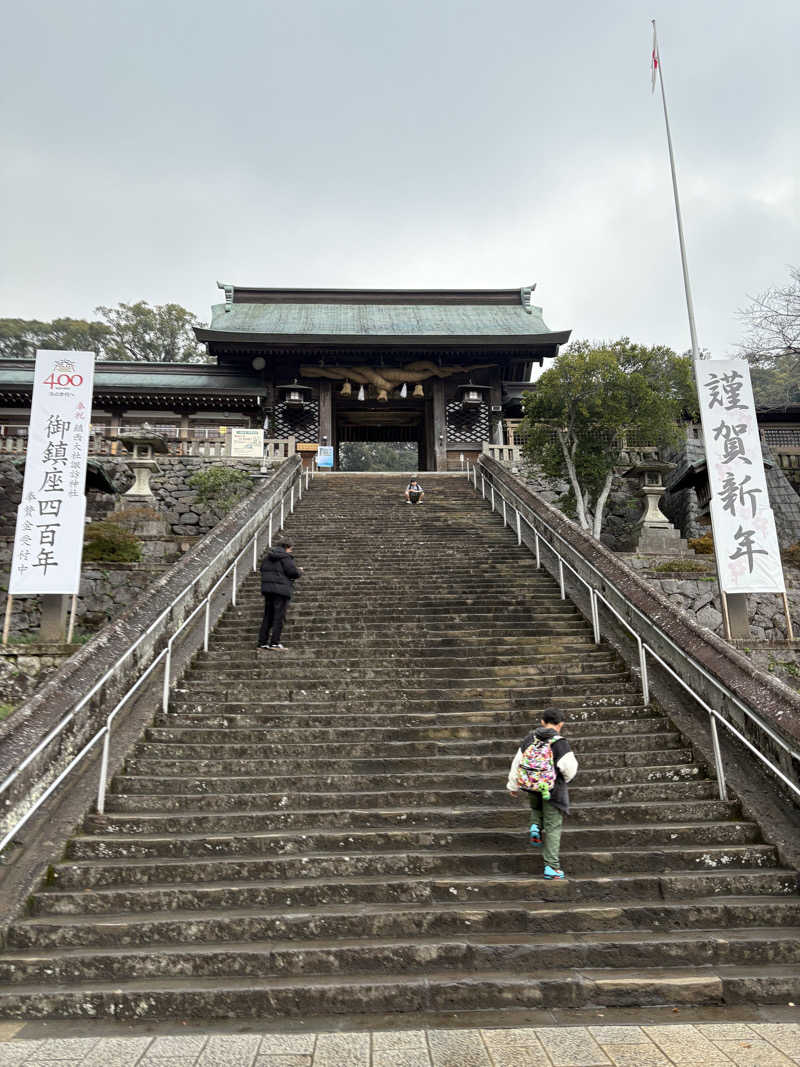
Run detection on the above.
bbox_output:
[2,0,797,359]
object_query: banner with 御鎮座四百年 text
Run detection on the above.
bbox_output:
[8,350,95,596]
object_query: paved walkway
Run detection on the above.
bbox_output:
[0,1022,798,1067]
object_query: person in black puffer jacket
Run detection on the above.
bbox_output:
[258,540,302,650]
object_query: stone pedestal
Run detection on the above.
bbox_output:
[39,594,69,643]
[116,428,178,562]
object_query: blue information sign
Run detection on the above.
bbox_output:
[316,445,334,468]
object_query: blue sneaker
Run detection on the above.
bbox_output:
[543,865,565,880]
[529,823,541,846]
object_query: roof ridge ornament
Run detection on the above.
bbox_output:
[520,284,537,313]
[217,281,234,312]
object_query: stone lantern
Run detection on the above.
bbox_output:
[622,452,691,555]
[119,425,168,501]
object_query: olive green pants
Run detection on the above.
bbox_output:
[528,793,563,869]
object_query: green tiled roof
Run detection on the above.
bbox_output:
[206,302,557,338]
[0,363,263,393]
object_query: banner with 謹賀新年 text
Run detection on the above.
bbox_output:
[8,350,96,596]
[697,358,785,594]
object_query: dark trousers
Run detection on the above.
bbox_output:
[528,793,564,869]
[259,594,289,646]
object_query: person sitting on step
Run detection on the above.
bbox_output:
[505,707,578,880]
[258,539,303,651]
[404,477,425,504]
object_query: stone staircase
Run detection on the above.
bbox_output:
[1,473,798,1021]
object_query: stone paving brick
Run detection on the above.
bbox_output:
[257,1036,316,1056]
[749,1025,800,1063]
[602,1045,670,1067]
[21,1039,100,1061]
[372,1030,428,1051]
[254,1057,311,1067]
[138,1059,198,1067]
[535,1026,610,1066]
[645,1025,733,1065]
[373,1050,432,1067]
[482,1044,551,1066]
[145,1035,206,1059]
[0,1044,41,1066]
[699,1027,761,1043]
[195,1034,260,1066]
[588,1027,648,1045]
[481,1028,551,1066]
[427,1028,491,1067]
[713,1041,796,1066]
[24,1062,82,1067]
[313,1032,370,1067]
[80,1037,153,1067]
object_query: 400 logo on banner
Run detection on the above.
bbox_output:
[42,358,85,393]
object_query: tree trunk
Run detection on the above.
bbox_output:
[557,431,590,530]
[592,469,615,540]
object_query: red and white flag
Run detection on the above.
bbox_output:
[651,23,659,93]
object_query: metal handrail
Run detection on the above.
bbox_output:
[0,462,312,852]
[466,459,800,803]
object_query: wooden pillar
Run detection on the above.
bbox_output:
[489,367,503,446]
[432,379,447,471]
[319,381,333,447]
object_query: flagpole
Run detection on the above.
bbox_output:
[652,19,702,363]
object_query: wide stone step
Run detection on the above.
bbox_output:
[164,690,647,715]
[136,728,676,755]
[14,895,800,950]
[185,658,624,681]
[217,620,589,637]
[103,778,722,813]
[113,758,702,795]
[2,962,799,1020]
[65,820,763,863]
[147,702,658,728]
[194,647,599,668]
[30,869,800,917]
[149,715,667,741]
[5,924,800,989]
[175,677,637,704]
[88,799,741,837]
[49,842,781,892]
[146,709,659,734]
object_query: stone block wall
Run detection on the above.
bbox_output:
[626,556,800,692]
[89,456,268,537]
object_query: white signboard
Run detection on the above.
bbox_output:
[9,351,95,596]
[316,445,334,468]
[228,428,264,459]
[697,359,785,594]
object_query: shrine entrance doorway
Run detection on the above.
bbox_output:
[335,401,430,470]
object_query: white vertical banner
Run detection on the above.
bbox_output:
[697,359,785,594]
[8,351,96,596]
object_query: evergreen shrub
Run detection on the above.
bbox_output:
[83,521,142,563]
